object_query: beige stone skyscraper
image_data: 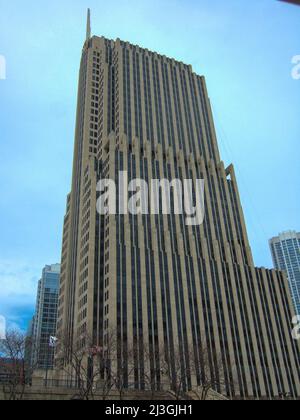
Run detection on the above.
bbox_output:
[56,11,300,399]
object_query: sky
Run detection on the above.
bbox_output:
[0,0,299,332]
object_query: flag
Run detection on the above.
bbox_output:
[49,336,58,348]
[89,346,103,356]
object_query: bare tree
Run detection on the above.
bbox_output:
[189,345,227,400]
[56,331,100,400]
[157,341,229,401]
[0,329,35,400]
[141,345,165,399]
[92,328,117,401]
[56,328,136,400]
[109,340,135,400]
[160,347,189,400]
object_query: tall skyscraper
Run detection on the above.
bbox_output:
[270,231,300,316]
[32,264,60,370]
[25,316,35,368]
[56,11,300,399]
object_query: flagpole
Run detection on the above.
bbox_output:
[45,336,58,387]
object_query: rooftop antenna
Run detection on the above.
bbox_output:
[86,8,91,41]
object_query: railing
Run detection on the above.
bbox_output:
[42,379,80,388]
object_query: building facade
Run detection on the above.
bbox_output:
[270,231,300,316]
[32,264,60,370]
[56,12,300,399]
[25,316,35,369]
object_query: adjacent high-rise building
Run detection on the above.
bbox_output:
[270,231,300,316]
[24,316,35,368]
[31,264,60,370]
[55,11,300,399]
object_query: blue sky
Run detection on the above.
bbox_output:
[0,0,299,331]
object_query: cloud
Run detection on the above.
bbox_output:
[0,259,40,331]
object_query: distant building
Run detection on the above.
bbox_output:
[270,231,300,315]
[25,316,35,368]
[31,264,60,370]
[0,359,16,384]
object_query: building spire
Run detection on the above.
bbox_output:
[86,8,91,41]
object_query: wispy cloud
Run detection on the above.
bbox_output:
[0,259,40,331]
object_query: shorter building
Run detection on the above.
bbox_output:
[269,231,300,315]
[31,264,60,370]
[24,316,35,371]
[0,358,13,383]
[0,358,25,384]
